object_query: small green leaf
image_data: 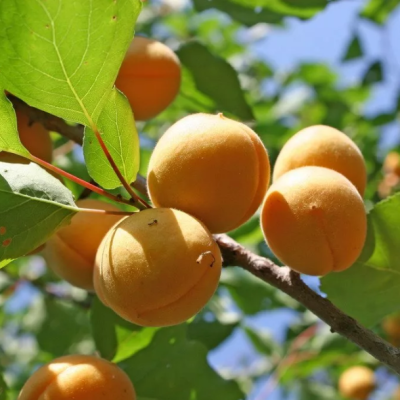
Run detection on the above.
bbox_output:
[193,0,283,26]
[0,162,77,266]
[91,297,158,363]
[0,0,142,127]
[360,0,400,24]
[0,94,29,157]
[193,0,327,25]
[342,35,363,61]
[321,194,400,327]
[120,325,244,400]
[243,326,280,356]
[177,42,254,120]
[83,89,140,190]
[0,369,7,400]
[362,61,383,85]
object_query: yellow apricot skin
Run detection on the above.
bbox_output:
[273,125,367,196]
[43,199,124,291]
[147,113,270,233]
[94,208,222,327]
[261,166,367,276]
[0,110,53,163]
[338,366,375,400]
[115,36,181,121]
[18,354,136,400]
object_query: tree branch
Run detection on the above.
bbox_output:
[215,234,400,375]
[14,97,400,375]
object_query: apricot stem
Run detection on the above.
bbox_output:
[78,207,134,216]
[91,128,151,210]
[29,155,134,207]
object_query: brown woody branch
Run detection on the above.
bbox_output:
[14,98,400,375]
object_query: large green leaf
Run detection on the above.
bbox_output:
[177,42,254,120]
[0,162,77,267]
[37,298,92,356]
[321,194,400,327]
[83,89,140,189]
[121,325,244,400]
[360,0,400,24]
[91,297,159,363]
[0,0,141,127]
[0,94,29,157]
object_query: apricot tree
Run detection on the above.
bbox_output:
[1,1,400,400]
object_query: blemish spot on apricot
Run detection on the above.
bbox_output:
[196,251,215,267]
[148,219,158,226]
[2,238,12,247]
[0,227,6,235]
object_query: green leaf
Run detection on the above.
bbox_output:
[244,326,280,356]
[360,0,400,24]
[37,298,92,356]
[193,0,327,25]
[342,35,363,61]
[0,162,77,266]
[91,297,159,363]
[120,325,244,400]
[221,269,300,314]
[0,370,7,400]
[231,0,328,18]
[83,89,140,189]
[177,42,254,120]
[0,94,29,157]
[0,0,142,127]
[321,194,400,327]
[193,0,284,26]
[187,314,239,350]
[362,61,383,85]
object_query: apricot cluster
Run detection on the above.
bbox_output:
[378,151,400,198]
[338,366,375,400]
[261,125,367,276]
[18,355,136,400]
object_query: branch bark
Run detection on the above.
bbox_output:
[14,97,400,375]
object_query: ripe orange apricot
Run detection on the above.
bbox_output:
[338,366,375,400]
[115,36,181,121]
[147,113,270,233]
[0,110,53,163]
[94,208,222,327]
[383,151,400,176]
[261,166,367,276]
[18,354,136,400]
[382,314,400,341]
[43,199,124,291]
[273,125,367,196]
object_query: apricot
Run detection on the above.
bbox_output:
[94,208,222,327]
[338,366,375,400]
[261,166,367,276]
[273,125,367,196]
[0,110,53,163]
[43,199,124,291]
[383,151,400,176]
[115,36,181,121]
[382,314,400,341]
[147,113,270,233]
[18,354,136,400]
